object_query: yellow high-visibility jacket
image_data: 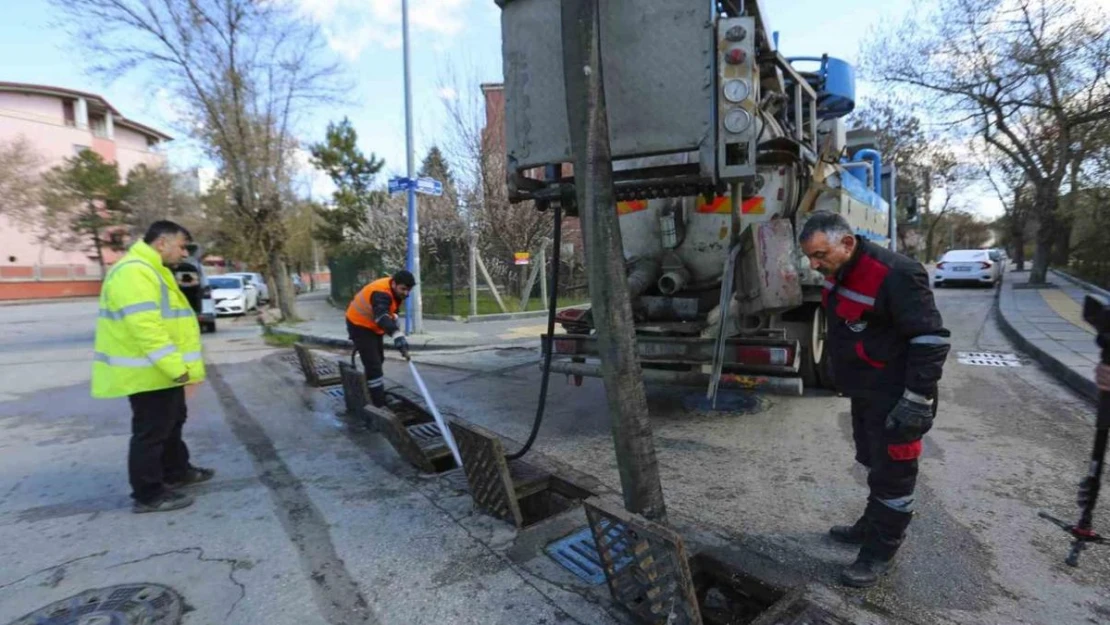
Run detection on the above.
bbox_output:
[91,241,206,398]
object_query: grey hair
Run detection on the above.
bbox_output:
[799,211,853,244]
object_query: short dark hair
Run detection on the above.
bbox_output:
[392,270,415,287]
[799,211,853,244]
[143,220,193,244]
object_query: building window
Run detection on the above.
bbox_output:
[62,100,76,127]
[73,144,90,155]
[90,115,108,138]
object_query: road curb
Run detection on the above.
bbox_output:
[994,281,1097,403]
[1050,268,1110,300]
[0,296,98,307]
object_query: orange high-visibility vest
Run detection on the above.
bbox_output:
[346,277,399,335]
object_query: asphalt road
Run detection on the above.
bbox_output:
[2,286,1108,625]
[0,300,624,625]
[384,284,1110,625]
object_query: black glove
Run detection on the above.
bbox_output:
[393,335,410,360]
[884,394,935,442]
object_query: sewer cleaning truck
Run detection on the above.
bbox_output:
[495,0,899,396]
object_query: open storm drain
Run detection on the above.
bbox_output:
[319,385,345,400]
[957,351,1023,367]
[6,583,184,625]
[546,522,632,585]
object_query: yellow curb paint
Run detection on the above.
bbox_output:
[1039,289,1096,335]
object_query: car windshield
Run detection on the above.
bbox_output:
[209,277,242,289]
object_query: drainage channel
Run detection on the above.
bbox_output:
[285,348,863,625]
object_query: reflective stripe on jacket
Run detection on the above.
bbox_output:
[91,241,206,398]
[822,237,950,398]
[346,277,400,336]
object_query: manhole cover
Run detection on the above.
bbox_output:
[683,391,766,413]
[319,385,345,399]
[957,351,1022,367]
[6,583,184,625]
[280,353,300,365]
[545,522,631,585]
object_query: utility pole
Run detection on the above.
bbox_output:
[401,0,423,334]
[560,0,666,521]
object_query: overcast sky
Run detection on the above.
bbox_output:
[9,0,1002,211]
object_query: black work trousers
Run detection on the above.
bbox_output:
[850,394,929,560]
[347,319,387,406]
[128,386,191,504]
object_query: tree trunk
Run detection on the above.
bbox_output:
[269,250,297,320]
[1029,186,1058,284]
[1012,229,1026,271]
[925,217,940,262]
[562,0,666,521]
[1051,215,1072,268]
[90,208,106,278]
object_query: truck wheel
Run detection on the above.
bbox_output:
[799,305,832,390]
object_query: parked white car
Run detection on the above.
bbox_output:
[209,275,259,316]
[225,272,270,303]
[933,249,1002,288]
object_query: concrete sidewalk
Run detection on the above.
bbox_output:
[996,269,1102,401]
[271,291,557,351]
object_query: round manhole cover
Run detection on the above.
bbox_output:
[682,391,768,414]
[6,583,184,625]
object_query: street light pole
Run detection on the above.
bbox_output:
[402,0,423,334]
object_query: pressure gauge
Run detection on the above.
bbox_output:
[723,108,752,134]
[723,79,750,103]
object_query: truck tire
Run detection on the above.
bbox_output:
[799,305,832,390]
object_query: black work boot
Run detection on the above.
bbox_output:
[369,386,387,408]
[840,551,897,588]
[840,500,911,588]
[829,517,868,545]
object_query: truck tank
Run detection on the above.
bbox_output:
[496,0,896,395]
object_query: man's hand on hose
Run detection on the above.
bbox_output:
[393,334,410,360]
[885,390,935,442]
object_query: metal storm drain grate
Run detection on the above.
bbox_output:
[320,385,345,399]
[584,497,702,624]
[545,523,630,585]
[6,583,184,625]
[408,422,442,443]
[957,351,1023,367]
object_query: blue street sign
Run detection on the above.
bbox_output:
[414,177,443,197]
[388,176,411,195]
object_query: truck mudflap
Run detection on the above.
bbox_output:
[543,333,804,396]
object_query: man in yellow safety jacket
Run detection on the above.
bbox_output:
[346,270,414,407]
[92,220,214,513]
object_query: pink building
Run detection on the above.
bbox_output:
[0,82,171,299]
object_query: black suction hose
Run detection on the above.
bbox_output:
[506,200,562,460]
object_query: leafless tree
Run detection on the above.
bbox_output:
[52,0,345,318]
[437,68,558,291]
[0,136,44,227]
[867,0,1110,283]
[122,164,202,240]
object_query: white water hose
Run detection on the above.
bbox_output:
[408,360,463,467]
